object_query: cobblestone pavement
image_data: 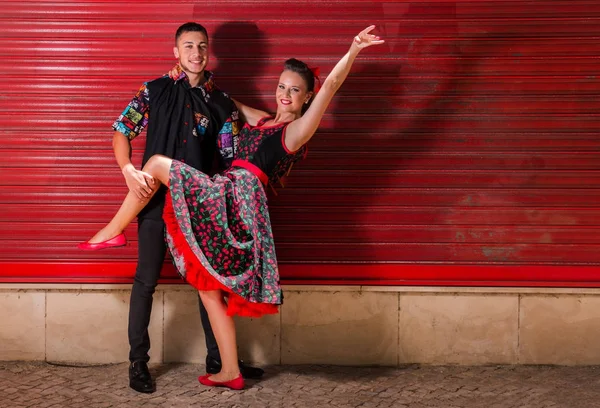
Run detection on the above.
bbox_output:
[2,362,600,408]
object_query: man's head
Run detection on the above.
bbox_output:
[173,22,209,76]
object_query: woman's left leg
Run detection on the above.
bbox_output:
[198,290,241,382]
[86,155,173,243]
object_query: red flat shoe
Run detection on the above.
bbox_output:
[198,373,244,390]
[77,233,127,251]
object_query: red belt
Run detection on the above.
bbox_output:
[232,159,268,185]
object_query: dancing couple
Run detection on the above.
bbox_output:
[79,21,384,391]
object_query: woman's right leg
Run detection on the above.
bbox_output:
[198,290,241,382]
[86,155,173,243]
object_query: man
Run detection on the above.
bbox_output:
[111,22,263,394]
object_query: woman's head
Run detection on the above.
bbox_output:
[276,58,318,115]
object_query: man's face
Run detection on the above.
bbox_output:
[173,31,209,76]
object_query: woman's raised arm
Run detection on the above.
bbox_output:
[284,25,385,151]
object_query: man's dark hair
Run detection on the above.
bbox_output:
[175,22,208,44]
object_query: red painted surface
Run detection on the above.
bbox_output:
[1,1,600,285]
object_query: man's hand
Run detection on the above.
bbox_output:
[122,163,155,201]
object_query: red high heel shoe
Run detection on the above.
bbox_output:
[77,233,127,251]
[198,373,245,390]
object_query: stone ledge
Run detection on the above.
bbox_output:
[2,283,600,295]
[3,285,600,365]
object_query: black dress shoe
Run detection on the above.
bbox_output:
[205,356,265,379]
[129,361,155,393]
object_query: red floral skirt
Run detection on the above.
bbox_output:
[162,161,281,318]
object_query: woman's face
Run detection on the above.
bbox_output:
[275,70,313,115]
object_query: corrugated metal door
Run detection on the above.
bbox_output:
[2,1,600,285]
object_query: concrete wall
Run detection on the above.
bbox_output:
[2,284,600,365]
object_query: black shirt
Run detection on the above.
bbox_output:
[113,71,240,219]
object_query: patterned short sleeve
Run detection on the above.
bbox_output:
[112,83,150,141]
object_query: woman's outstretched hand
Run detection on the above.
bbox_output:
[353,25,385,49]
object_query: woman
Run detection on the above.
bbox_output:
[79,26,384,390]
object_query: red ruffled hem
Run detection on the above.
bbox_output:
[163,192,279,318]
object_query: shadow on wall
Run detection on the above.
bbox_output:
[330,3,533,266]
[210,21,270,112]
[319,3,462,266]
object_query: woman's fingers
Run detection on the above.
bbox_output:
[362,25,376,35]
[355,25,384,47]
[168,64,181,79]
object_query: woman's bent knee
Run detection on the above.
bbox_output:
[143,155,170,183]
[145,155,163,171]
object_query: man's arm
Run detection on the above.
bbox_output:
[112,83,156,201]
[112,131,154,200]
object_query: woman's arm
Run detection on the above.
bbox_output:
[232,98,270,127]
[284,25,384,151]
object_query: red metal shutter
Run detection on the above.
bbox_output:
[1,1,600,286]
